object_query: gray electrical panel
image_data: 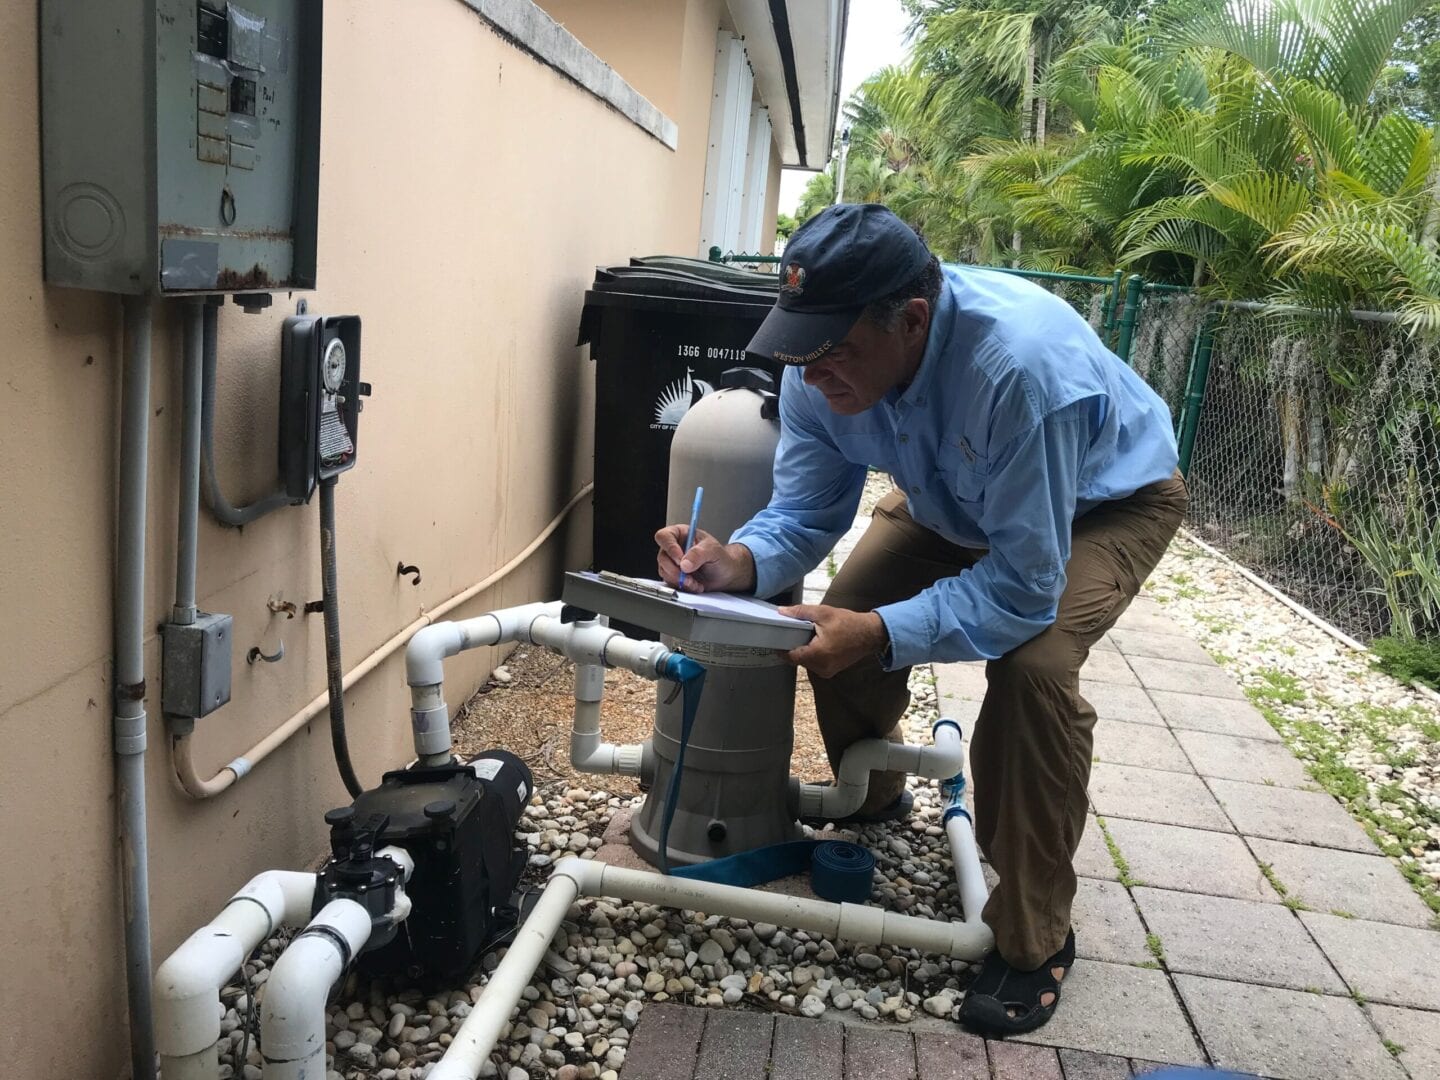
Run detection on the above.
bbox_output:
[40,0,322,294]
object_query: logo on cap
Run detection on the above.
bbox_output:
[781,263,807,296]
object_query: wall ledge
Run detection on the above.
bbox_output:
[461,0,680,150]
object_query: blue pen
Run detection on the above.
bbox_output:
[677,486,704,589]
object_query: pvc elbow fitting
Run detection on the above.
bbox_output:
[406,623,467,687]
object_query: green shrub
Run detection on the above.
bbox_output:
[1371,635,1440,691]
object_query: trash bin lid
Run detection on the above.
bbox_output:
[631,255,780,288]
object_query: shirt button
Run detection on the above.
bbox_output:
[910,485,920,494]
[898,434,909,444]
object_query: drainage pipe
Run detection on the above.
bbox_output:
[171,484,593,796]
[795,718,965,822]
[117,294,158,1080]
[430,856,994,1080]
[155,870,317,1079]
[260,899,374,1080]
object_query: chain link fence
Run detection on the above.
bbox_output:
[1180,307,1440,644]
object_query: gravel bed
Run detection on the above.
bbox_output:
[214,472,976,1079]
[1148,533,1440,919]
[214,664,974,1080]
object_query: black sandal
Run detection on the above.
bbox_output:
[957,929,1076,1036]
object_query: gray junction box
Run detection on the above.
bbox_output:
[40,0,322,294]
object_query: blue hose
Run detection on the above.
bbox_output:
[657,654,707,874]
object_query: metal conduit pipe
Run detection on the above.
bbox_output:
[155,870,317,1079]
[794,718,966,822]
[117,294,158,1080]
[170,484,593,796]
[199,300,292,527]
[430,856,994,1080]
[173,300,205,625]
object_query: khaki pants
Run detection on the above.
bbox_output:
[811,475,1188,968]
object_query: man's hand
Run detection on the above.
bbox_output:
[779,604,889,678]
[655,525,757,594]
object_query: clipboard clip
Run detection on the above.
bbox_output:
[597,570,680,600]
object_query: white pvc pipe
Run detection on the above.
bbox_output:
[569,675,648,778]
[430,856,993,1080]
[260,899,374,1080]
[797,718,965,821]
[429,865,583,1080]
[156,871,317,1076]
[946,812,989,926]
[406,601,565,763]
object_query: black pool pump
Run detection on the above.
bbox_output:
[318,749,533,981]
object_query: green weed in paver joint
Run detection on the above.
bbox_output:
[1303,985,1324,995]
[1097,817,1138,887]
[1258,861,1290,899]
[1383,1039,1405,1058]
[1351,988,1368,1006]
[1137,960,1160,969]
[826,553,838,579]
[1145,933,1166,965]
[1330,909,1355,919]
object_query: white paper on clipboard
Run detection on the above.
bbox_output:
[576,572,812,631]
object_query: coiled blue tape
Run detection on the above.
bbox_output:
[809,841,876,903]
[672,838,875,903]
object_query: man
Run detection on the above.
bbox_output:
[655,204,1186,1035]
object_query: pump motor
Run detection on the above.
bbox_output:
[321,749,532,981]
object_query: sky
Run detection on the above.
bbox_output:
[776,0,912,216]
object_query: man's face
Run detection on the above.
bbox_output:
[801,298,931,415]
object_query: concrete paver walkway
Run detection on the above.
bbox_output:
[932,595,1438,1079]
[619,596,1440,1079]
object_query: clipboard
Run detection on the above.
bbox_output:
[561,571,815,650]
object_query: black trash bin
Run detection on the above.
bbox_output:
[577,261,782,581]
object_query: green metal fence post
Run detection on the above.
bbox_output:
[1113,273,1145,365]
[708,245,723,262]
[1100,268,1124,347]
[1175,311,1217,477]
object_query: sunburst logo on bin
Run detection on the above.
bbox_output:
[653,368,715,429]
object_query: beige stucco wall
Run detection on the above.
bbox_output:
[0,1,739,1077]
[537,0,689,119]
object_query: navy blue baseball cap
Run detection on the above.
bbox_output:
[747,203,932,366]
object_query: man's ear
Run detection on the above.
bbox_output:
[901,297,931,344]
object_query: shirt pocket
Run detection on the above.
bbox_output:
[937,440,987,505]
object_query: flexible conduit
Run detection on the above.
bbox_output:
[171,483,594,797]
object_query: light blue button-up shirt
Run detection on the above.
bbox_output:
[731,264,1179,668]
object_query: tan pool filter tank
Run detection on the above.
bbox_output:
[629,370,809,866]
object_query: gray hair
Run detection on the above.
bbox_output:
[863,254,942,331]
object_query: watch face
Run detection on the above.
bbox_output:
[321,337,347,393]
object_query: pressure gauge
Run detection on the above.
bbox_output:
[321,337,347,393]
